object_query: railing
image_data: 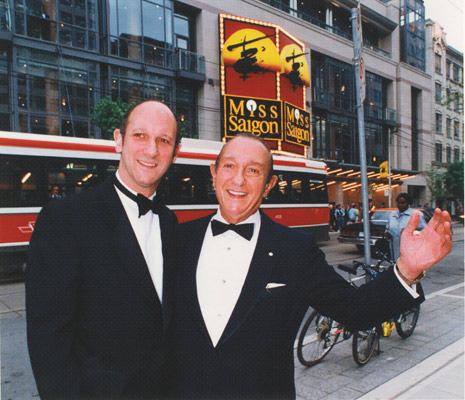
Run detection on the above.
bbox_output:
[364,105,397,122]
[0,2,11,32]
[313,90,355,112]
[384,107,396,123]
[177,49,206,75]
[258,0,391,58]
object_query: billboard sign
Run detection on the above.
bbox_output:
[219,14,311,156]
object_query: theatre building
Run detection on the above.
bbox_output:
[0,0,459,207]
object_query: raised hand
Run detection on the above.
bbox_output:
[397,209,452,280]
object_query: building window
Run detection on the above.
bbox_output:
[453,92,461,112]
[108,0,174,67]
[452,64,460,82]
[365,72,385,120]
[446,117,452,138]
[15,47,98,137]
[454,120,460,140]
[365,122,387,167]
[445,88,451,109]
[435,82,442,103]
[454,147,460,162]
[14,0,97,50]
[446,146,452,163]
[312,112,356,164]
[311,53,354,112]
[446,60,451,78]
[435,143,443,162]
[109,65,172,107]
[0,48,9,131]
[435,53,441,74]
[435,113,442,134]
[400,0,426,71]
[176,84,198,138]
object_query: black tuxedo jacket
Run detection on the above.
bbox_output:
[167,212,423,400]
[26,177,177,399]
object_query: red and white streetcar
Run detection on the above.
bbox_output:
[0,131,329,278]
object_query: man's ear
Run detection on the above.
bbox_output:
[209,164,217,187]
[172,143,181,163]
[114,129,123,153]
[263,175,278,197]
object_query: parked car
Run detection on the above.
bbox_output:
[337,208,433,253]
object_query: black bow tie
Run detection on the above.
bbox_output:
[113,176,164,217]
[211,219,254,241]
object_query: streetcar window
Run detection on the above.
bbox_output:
[264,171,328,204]
[0,155,118,207]
[158,164,217,205]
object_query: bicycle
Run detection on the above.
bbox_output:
[297,240,421,367]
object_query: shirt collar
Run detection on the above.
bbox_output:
[397,207,413,217]
[212,210,261,226]
[115,170,156,200]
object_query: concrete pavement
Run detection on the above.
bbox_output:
[359,338,464,399]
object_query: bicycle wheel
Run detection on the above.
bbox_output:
[396,305,420,338]
[297,311,340,367]
[352,327,379,366]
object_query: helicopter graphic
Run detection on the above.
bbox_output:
[227,33,276,80]
[280,44,310,91]
[222,29,281,81]
[285,49,308,90]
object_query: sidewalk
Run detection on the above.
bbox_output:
[359,338,464,399]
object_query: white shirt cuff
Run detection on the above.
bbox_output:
[394,265,420,299]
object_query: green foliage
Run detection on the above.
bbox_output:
[91,98,135,139]
[425,164,446,203]
[444,161,464,200]
[426,161,464,204]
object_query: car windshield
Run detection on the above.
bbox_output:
[372,211,391,221]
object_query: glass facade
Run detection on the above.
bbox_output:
[108,0,174,67]
[0,0,203,139]
[14,0,97,50]
[0,48,9,130]
[400,0,425,71]
[16,48,98,137]
[258,0,386,53]
[311,52,391,167]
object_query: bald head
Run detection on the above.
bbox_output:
[120,100,180,147]
[215,134,274,183]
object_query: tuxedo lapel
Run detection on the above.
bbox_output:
[159,207,177,331]
[181,215,217,346]
[216,213,278,347]
[102,178,161,311]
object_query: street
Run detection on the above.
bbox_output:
[0,224,463,399]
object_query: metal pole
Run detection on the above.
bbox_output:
[388,128,392,208]
[351,7,371,264]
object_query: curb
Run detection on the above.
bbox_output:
[357,338,464,399]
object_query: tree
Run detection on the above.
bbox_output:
[444,161,464,201]
[425,164,446,206]
[91,98,135,139]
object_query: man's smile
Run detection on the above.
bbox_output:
[138,160,157,167]
[227,189,247,197]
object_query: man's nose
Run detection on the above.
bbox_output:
[232,168,245,186]
[145,140,158,156]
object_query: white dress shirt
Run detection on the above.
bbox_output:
[114,171,164,302]
[196,211,261,347]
